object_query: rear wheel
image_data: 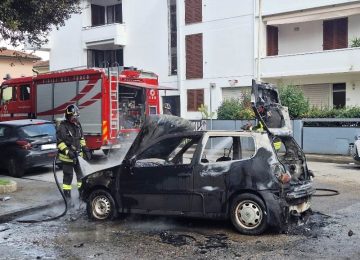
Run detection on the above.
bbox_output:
[8,158,25,178]
[230,193,268,235]
[87,189,117,220]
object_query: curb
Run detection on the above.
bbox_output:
[0,199,64,223]
[0,180,17,194]
[306,154,353,164]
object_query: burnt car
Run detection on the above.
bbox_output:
[80,81,315,235]
[0,119,57,177]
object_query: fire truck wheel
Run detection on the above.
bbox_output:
[103,149,110,156]
[87,189,118,220]
[8,158,25,178]
[230,193,268,235]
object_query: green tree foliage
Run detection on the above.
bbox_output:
[198,104,215,119]
[217,92,255,120]
[0,0,81,47]
[278,85,310,118]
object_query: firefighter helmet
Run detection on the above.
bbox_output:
[65,104,80,119]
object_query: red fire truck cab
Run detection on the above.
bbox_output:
[0,67,162,152]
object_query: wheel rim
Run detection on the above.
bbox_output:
[92,195,112,220]
[235,200,263,230]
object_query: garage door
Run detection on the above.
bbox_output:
[299,84,330,108]
[222,87,251,101]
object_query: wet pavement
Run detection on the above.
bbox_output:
[0,160,359,259]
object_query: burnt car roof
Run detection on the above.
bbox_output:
[0,119,52,127]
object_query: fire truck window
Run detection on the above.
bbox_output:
[1,86,14,103]
[20,85,30,100]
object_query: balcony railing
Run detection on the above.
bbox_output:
[261,47,360,78]
[82,23,127,48]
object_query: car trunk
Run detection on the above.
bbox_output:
[251,80,315,211]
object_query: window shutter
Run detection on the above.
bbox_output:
[186,33,203,79]
[335,18,348,49]
[187,89,204,111]
[187,89,195,111]
[323,20,334,50]
[185,0,202,25]
[324,18,348,50]
[267,26,278,56]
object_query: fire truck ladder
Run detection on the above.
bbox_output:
[109,68,120,139]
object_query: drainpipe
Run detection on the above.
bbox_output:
[256,0,262,81]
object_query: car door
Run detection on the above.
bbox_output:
[120,135,200,214]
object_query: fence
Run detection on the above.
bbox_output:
[192,118,360,155]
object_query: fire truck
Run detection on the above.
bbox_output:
[0,67,162,152]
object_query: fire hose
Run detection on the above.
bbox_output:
[17,156,68,223]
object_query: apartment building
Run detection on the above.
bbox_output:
[47,0,360,119]
[259,0,360,108]
[47,0,255,119]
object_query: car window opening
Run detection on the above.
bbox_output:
[201,136,256,163]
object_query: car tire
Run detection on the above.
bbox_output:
[8,158,25,178]
[86,189,117,221]
[230,193,268,235]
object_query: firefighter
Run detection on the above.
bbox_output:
[56,104,92,203]
[163,103,172,115]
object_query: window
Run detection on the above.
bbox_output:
[333,83,346,108]
[267,25,278,56]
[0,126,11,138]
[91,5,105,26]
[87,49,124,67]
[187,89,204,111]
[20,85,30,101]
[186,33,203,79]
[168,0,177,75]
[136,136,200,166]
[323,18,348,50]
[185,0,202,25]
[1,86,14,103]
[92,3,122,26]
[201,136,256,163]
[19,123,56,138]
[107,4,122,24]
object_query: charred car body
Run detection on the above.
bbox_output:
[80,81,315,235]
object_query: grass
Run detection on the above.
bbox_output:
[0,179,11,185]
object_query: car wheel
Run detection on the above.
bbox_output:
[8,158,25,178]
[230,193,268,235]
[87,189,117,220]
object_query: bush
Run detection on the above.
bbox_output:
[350,37,360,48]
[278,85,310,119]
[303,106,360,118]
[217,92,255,120]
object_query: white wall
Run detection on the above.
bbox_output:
[179,0,255,119]
[49,11,85,70]
[278,21,323,55]
[261,0,358,16]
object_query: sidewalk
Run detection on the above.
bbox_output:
[0,176,63,222]
[0,153,355,222]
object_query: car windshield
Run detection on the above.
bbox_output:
[19,123,56,138]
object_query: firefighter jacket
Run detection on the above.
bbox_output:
[57,120,86,163]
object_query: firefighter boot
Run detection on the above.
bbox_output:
[63,190,73,207]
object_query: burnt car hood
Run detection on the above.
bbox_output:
[251,80,292,136]
[124,115,194,160]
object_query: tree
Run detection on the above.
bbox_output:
[278,85,310,118]
[0,0,81,48]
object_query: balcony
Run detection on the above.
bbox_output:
[82,23,127,49]
[261,47,360,79]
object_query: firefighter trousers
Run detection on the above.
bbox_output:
[62,162,84,192]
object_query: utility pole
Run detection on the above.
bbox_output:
[257,0,262,81]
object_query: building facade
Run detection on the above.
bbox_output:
[259,0,360,109]
[47,0,360,119]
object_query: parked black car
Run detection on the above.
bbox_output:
[0,119,57,177]
[80,81,315,235]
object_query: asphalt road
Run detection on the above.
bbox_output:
[0,160,359,259]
